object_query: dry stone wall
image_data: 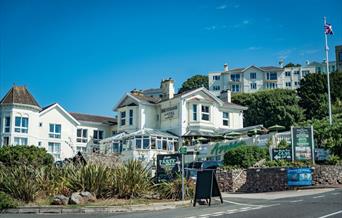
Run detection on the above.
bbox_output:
[216,165,342,193]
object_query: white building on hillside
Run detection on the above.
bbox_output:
[101,79,247,166]
[0,86,117,160]
[209,63,317,96]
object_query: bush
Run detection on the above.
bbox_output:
[327,155,342,165]
[154,175,194,200]
[0,165,42,202]
[64,164,113,198]
[114,160,152,199]
[0,146,54,167]
[223,145,269,168]
[277,140,290,149]
[0,192,17,210]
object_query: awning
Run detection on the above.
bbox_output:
[183,130,222,137]
[123,128,179,139]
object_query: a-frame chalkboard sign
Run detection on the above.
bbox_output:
[193,170,223,206]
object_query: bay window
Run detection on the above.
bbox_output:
[201,105,210,121]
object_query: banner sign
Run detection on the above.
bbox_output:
[291,127,314,162]
[272,148,292,161]
[161,105,178,120]
[156,154,181,181]
[287,168,313,186]
[315,148,330,161]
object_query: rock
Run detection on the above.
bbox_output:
[52,195,69,205]
[69,192,84,205]
[80,191,96,202]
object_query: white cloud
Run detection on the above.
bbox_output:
[204,25,217,31]
[216,4,227,10]
[248,46,262,51]
[242,20,250,25]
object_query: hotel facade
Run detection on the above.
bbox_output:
[100,79,247,166]
[0,86,116,160]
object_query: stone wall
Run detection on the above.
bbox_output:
[313,165,342,185]
[216,165,342,193]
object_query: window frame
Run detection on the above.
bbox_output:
[129,109,133,125]
[77,128,88,143]
[48,142,61,160]
[201,105,210,121]
[49,124,61,138]
[93,130,104,144]
[4,116,11,133]
[222,112,229,126]
[250,72,256,80]
[192,104,197,121]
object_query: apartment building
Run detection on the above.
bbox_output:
[0,86,117,160]
[209,63,316,96]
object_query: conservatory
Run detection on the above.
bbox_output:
[100,128,179,165]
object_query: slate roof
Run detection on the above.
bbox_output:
[0,86,40,108]
[69,112,117,124]
[130,92,161,104]
[224,66,283,73]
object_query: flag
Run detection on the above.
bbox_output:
[324,23,333,35]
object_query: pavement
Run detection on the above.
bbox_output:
[2,188,341,218]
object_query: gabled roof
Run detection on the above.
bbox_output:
[224,65,283,73]
[113,91,161,111]
[0,86,40,108]
[39,103,80,126]
[69,112,117,125]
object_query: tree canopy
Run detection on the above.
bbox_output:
[178,75,208,94]
[297,72,342,120]
[232,89,304,129]
[284,63,301,67]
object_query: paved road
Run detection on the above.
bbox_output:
[2,188,341,218]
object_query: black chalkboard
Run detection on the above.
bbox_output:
[193,170,223,206]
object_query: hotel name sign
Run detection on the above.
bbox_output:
[161,105,178,120]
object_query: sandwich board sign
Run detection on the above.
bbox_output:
[193,170,223,207]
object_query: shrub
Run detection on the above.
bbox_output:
[64,164,113,198]
[0,192,17,210]
[327,155,341,165]
[154,175,194,200]
[223,145,269,168]
[0,145,54,167]
[277,140,290,149]
[114,160,152,199]
[0,165,42,202]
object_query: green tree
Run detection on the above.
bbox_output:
[284,63,301,67]
[297,72,342,120]
[297,114,342,158]
[232,89,304,129]
[178,75,208,94]
[0,145,54,167]
[223,145,269,168]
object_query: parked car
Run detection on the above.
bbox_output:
[184,160,223,181]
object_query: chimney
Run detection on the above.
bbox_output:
[279,59,284,68]
[161,78,175,100]
[220,89,231,103]
[224,63,229,72]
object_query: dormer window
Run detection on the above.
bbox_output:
[15,116,29,133]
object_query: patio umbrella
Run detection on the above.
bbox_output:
[248,128,259,136]
[224,131,241,139]
[197,137,208,141]
[268,124,286,132]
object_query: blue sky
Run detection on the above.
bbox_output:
[1,0,341,116]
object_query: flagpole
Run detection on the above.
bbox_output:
[324,16,333,125]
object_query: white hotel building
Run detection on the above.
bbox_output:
[208,63,316,96]
[101,79,247,165]
[0,86,117,160]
